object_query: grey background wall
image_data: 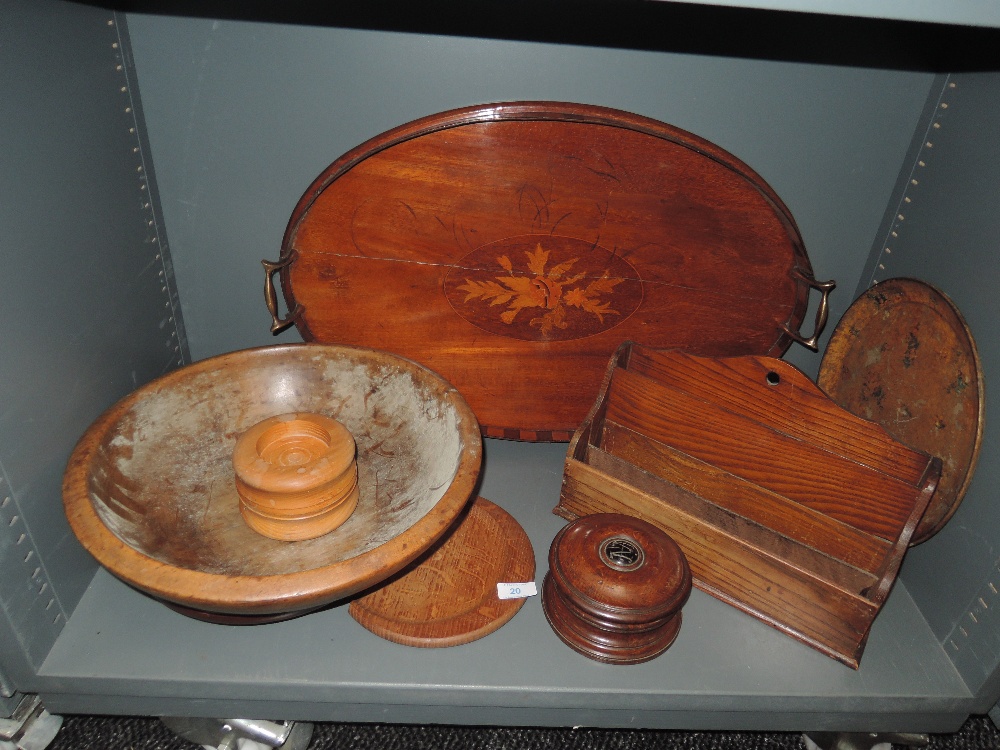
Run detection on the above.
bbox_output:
[123,13,936,376]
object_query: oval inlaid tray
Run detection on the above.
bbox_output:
[266,102,832,440]
[349,496,534,647]
[818,278,984,545]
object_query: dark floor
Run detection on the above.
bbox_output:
[45,713,1000,750]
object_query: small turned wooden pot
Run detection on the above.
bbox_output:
[233,412,358,541]
[542,513,691,664]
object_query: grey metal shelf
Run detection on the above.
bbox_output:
[36,440,972,731]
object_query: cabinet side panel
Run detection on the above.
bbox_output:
[882,72,1000,707]
[0,1,186,683]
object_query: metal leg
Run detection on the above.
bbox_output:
[160,717,314,750]
[0,695,63,750]
[803,730,929,750]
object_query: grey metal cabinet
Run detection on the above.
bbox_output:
[2,0,999,734]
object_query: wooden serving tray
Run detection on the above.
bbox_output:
[265,102,834,440]
[554,343,941,668]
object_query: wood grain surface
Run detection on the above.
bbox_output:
[349,496,534,647]
[271,102,829,440]
[555,343,941,668]
[818,278,984,544]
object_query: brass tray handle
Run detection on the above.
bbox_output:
[262,253,303,334]
[783,270,836,352]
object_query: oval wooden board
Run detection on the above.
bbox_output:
[349,496,534,647]
[278,102,820,440]
[818,278,984,544]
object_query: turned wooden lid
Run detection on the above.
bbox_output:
[233,412,356,495]
[233,412,360,541]
[818,278,983,544]
[547,513,690,626]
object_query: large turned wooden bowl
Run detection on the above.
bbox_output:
[62,344,482,622]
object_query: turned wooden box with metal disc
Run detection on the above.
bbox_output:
[555,342,942,668]
[264,102,833,441]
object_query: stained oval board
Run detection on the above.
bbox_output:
[818,278,984,545]
[269,102,830,440]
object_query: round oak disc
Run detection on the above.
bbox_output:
[349,496,535,647]
[818,278,984,544]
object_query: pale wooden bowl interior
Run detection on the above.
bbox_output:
[63,344,482,619]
